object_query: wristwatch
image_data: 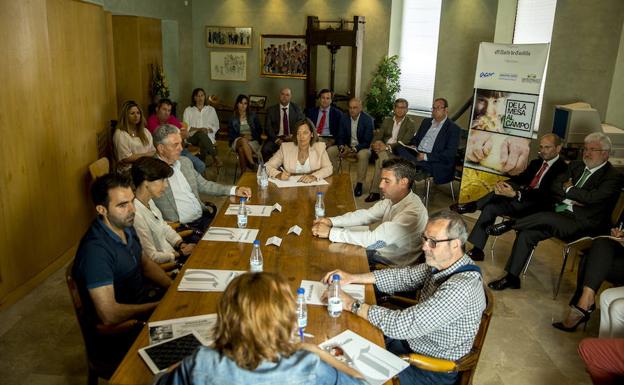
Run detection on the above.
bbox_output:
[350,299,363,315]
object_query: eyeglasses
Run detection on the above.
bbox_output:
[422,235,455,248]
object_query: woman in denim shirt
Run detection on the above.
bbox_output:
[228,94,263,172]
[154,272,363,385]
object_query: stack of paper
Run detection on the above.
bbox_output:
[178,269,245,292]
[299,280,365,305]
[269,176,329,188]
[202,227,259,243]
[224,204,280,216]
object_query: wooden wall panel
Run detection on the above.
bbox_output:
[0,0,116,305]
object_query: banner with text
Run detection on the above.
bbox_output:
[459,42,549,203]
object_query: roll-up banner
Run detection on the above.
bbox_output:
[458,42,550,203]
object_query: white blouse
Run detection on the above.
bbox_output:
[295,157,311,174]
[112,127,155,162]
[182,105,220,143]
[133,198,182,263]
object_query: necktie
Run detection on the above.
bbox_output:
[555,168,592,212]
[528,162,549,189]
[317,110,327,134]
[282,107,289,136]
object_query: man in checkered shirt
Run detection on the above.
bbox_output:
[323,210,486,385]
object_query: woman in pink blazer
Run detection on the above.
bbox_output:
[266,118,333,183]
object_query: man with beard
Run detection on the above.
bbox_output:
[321,211,486,385]
[72,173,172,368]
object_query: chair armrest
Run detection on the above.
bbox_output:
[96,319,145,335]
[400,353,458,372]
[168,222,181,230]
[178,229,193,238]
[159,262,177,272]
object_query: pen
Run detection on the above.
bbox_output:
[619,222,623,232]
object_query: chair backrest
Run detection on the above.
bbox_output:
[456,285,494,385]
[65,260,96,357]
[89,157,110,180]
[610,190,624,226]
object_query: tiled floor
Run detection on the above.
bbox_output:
[0,146,596,384]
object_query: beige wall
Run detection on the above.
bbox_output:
[0,0,116,305]
[190,0,391,110]
[606,22,624,128]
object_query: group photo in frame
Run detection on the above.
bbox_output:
[260,34,307,79]
[206,26,252,49]
[210,51,247,82]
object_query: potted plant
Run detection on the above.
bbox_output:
[150,63,170,103]
[365,55,401,127]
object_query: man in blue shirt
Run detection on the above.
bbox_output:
[73,173,172,369]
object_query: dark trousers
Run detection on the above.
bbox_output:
[188,131,217,163]
[505,211,585,277]
[468,192,542,250]
[570,238,624,305]
[395,147,432,181]
[386,338,458,385]
[182,210,214,243]
[261,140,280,163]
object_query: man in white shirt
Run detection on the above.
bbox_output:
[151,124,252,237]
[312,158,428,266]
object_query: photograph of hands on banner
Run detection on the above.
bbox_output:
[470,89,537,138]
[465,129,531,176]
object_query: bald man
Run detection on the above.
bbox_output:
[261,88,305,161]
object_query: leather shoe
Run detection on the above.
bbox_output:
[486,220,514,236]
[467,248,485,261]
[364,193,380,203]
[354,183,363,197]
[488,274,521,291]
[450,201,477,214]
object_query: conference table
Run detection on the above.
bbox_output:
[110,173,387,384]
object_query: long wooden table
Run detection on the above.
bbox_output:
[110,173,385,384]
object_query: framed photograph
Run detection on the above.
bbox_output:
[249,95,267,109]
[206,26,252,49]
[210,51,247,82]
[260,35,307,79]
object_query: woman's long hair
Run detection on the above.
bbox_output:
[118,100,149,146]
[213,272,298,370]
[233,94,249,119]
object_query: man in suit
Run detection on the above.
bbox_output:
[487,132,624,290]
[327,97,374,196]
[261,88,305,161]
[366,98,416,202]
[151,124,252,236]
[395,98,460,184]
[306,88,343,147]
[451,133,568,261]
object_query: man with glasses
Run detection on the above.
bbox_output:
[321,210,486,385]
[487,132,624,290]
[395,98,461,184]
[312,158,427,267]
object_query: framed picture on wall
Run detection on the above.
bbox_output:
[210,51,247,82]
[249,95,267,109]
[206,26,252,48]
[260,34,307,79]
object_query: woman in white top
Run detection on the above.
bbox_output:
[182,88,222,167]
[265,118,333,183]
[113,101,155,169]
[131,157,195,263]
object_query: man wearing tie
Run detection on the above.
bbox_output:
[451,133,568,261]
[486,132,624,290]
[261,88,305,161]
[306,89,342,147]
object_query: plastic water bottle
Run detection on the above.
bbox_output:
[327,274,343,318]
[296,287,307,340]
[237,197,248,228]
[259,163,269,190]
[315,192,325,219]
[250,240,263,272]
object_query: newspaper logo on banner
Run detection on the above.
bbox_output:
[503,99,535,132]
[521,73,541,84]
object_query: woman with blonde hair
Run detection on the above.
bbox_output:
[155,272,362,385]
[113,100,155,167]
[265,118,333,183]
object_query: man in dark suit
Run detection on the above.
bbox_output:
[327,97,374,196]
[395,98,460,184]
[487,132,624,290]
[451,133,568,261]
[306,88,343,147]
[261,88,305,161]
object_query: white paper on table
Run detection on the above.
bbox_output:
[202,227,259,243]
[319,330,409,385]
[265,236,282,247]
[178,269,245,292]
[225,204,274,217]
[272,203,282,212]
[288,225,302,236]
[148,313,217,345]
[299,280,365,305]
[269,176,329,188]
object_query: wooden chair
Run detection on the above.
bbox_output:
[88,157,110,180]
[65,261,144,385]
[391,286,494,385]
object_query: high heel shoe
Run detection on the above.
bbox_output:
[552,304,594,332]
